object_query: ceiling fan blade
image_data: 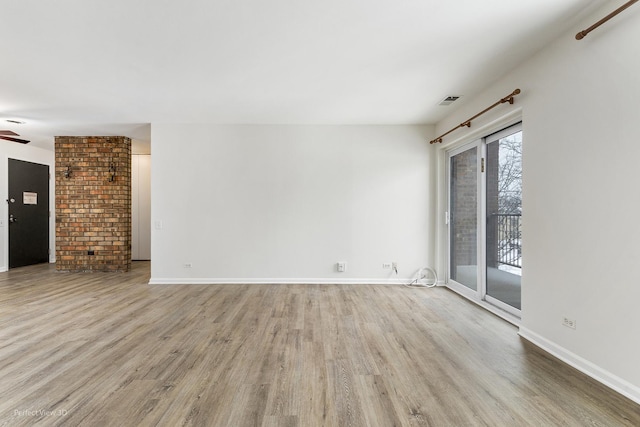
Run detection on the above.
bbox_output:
[0,130,20,136]
[0,135,30,144]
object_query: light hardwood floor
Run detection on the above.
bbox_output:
[0,262,638,426]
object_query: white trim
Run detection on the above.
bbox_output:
[484,294,520,318]
[148,277,432,285]
[2,155,9,270]
[446,282,520,326]
[479,140,487,301]
[446,278,479,300]
[438,107,523,151]
[519,327,640,405]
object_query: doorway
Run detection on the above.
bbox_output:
[446,123,522,317]
[8,159,50,268]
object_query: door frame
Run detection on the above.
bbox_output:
[445,139,483,302]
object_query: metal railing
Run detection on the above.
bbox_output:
[490,213,522,269]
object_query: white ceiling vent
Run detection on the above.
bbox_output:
[438,96,460,106]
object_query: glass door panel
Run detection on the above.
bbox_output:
[485,129,522,309]
[450,146,478,291]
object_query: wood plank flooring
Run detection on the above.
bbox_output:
[0,262,638,426]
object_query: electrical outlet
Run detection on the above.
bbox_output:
[337,262,346,272]
[382,263,392,269]
[562,317,576,329]
[392,262,398,270]
[184,263,193,268]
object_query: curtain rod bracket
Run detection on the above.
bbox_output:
[429,88,521,144]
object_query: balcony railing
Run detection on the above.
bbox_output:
[489,213,522,269]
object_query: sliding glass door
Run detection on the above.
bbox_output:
[447,123,522,317]
[449,144,479,292]
[485,127,522,311]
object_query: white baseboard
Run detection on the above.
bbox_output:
[519,327,640,405]
[149,277,418,285]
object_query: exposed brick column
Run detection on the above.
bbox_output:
[55,136,131,272]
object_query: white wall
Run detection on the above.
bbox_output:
[150,125,434,284]
[132,154,151,260]
[434,4,640,403]
[0,141,55,271]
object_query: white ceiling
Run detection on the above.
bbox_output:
[0,0,605,151]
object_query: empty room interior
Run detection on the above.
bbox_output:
[1,1,639,426]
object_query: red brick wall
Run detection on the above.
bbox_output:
[55,136,131,272]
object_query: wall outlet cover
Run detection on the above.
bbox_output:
[562,317,576,329]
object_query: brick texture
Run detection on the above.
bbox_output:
[55,136,131,272]
[450,148,477,270]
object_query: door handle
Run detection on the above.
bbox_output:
[9,215,17,223]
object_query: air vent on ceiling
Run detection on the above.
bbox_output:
[438,96,460,106]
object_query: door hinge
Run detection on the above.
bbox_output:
[445,211,450,225]
[481,158,485,173]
